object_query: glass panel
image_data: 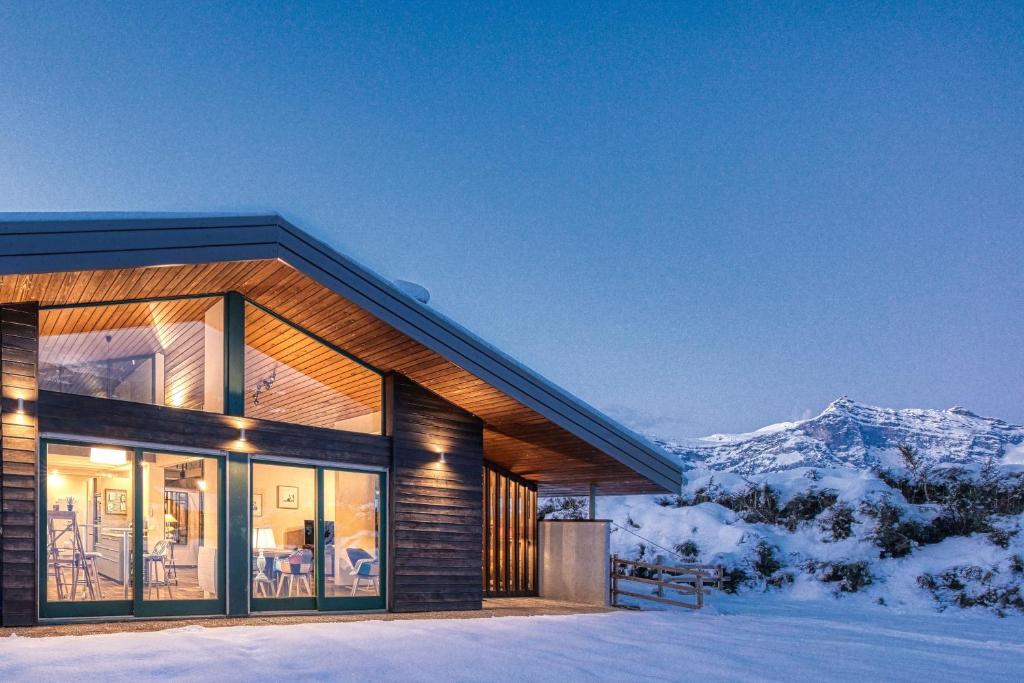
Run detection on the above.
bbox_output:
[251,463,316,599]
[244,304,382,434]
[45,443,134,602]
[39,298,226,412]
[141,452,220,601]
[323,470,382,598]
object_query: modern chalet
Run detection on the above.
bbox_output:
[0,213,680,625]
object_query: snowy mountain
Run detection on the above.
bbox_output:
[656,397,1024,475]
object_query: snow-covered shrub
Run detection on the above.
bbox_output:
[674,540,700,560]
[987,527,1016,548]
[918,563,1024,616]
[718,484,781,524]
[863,500,921,558]
[538,496,586,520]
[720,567,749,593]
[818,502,856,541]
[819,561,873,593]
[753,541,782,580]
[778,488,838,531]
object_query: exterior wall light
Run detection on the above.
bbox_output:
[239,427,248,442]
[439,452,446,463]
[16,397,25,414]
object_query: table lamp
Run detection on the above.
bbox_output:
[253,527,277,584]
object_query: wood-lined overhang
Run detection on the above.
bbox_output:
[0,213,682,495]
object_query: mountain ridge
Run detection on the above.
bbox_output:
[653,398,1024,475]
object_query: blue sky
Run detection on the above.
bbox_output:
[1,2,1022,438]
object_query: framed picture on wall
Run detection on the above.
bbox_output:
[252,493,263,518]
[105,489,127,515]
[277,485,299,509]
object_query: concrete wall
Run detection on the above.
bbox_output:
[538,520,610,606]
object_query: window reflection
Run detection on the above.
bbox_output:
[244,304,382,434]
[324,470,382,597]
[39,297,226,412]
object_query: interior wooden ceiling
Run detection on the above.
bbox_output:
[244,304,382,429]
[36,296,383,429]
[39,298,218,410]
[2,259,662,495]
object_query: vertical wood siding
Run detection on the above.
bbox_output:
[388,374,483,612]
[0,303,39,626]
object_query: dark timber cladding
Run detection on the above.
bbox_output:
[0,303,39,627]
[37,391,391,470]
[387,374,483,612]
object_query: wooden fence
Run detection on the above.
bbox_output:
[610,555,723,610]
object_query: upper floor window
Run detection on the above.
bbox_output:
[39,297,225,412]
[244,303,383,435]
[38,296,383,436]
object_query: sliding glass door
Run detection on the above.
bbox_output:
[40,439,226,619]
[251,460,386,613]
[250,462,318,611]
[136,450,225,617]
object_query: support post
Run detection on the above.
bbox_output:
[223,291,245,417]
[588,483,597,520]
[610,554,618,607]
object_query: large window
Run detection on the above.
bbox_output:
[45,442,136,604]
[251,462,317,602]
[39,297,225,412]
[39,296,384,436]
[244,303,382,434]
[42,441,224,617]
[250,462,386,611]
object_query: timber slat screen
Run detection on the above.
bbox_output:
[483,463,537,597]
[610,556,723,610]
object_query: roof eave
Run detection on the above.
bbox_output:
[0,212,683,493]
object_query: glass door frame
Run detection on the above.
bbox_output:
[38,437,227,620]
[249,458,387,614]
[249,460,318,613]
[134,447,227,618]
[317,465,387,612]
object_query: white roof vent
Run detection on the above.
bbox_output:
[394,279,430,304]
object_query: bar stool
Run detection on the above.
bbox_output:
[144,540,174,599]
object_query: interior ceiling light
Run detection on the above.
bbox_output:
[89,447,128,466]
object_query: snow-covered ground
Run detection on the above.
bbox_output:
[2,600,1021,682]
